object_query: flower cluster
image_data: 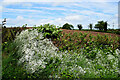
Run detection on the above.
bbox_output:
[15,29,60,73]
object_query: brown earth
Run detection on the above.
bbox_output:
[60,29,120,38]
[51,29,120,49]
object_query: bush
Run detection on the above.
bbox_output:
[33,24,62,40]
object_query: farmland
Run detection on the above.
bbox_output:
[2,24,120,79]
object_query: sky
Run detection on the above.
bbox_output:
[0,0,120,29]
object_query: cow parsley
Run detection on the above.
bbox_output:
[15,29,59,73]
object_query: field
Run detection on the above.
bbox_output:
[2,25,120,79]
[61,29,120,37]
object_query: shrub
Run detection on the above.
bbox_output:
[33,24,62,40]
[14,29,60,73]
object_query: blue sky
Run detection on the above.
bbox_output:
[0,0,119,29]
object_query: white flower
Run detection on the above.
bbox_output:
[107,54,115,60]
[115,49,120,56]
[15,29,61,73]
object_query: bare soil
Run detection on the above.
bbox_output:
[60,29,120,38]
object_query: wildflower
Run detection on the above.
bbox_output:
[107,54,115,60]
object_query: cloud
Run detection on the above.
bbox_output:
[65,15,80,21]
[33,6,66,11]
[0,5,2,12]
[70,2,117,14]
[22,3,33,7]
[2,0,120,2]
[6,16,53,27]
[3,8,45,13]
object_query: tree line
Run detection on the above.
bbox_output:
[61,20,108,31]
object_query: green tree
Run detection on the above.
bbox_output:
[22,24,27,30]
[104,21,108,31]
[62,23,74,30]
[77,24,82,30]
[88,23,93,30]
[95,21,108,31]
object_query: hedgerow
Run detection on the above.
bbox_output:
[2,24,120,79]
[9,29,119,78]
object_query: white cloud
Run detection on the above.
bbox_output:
[65,15,81,21]
[3,8,45,13]
[70,2,117,14]
[22,3,32,7]
[80,10,110,18]
[16,16,24,20]
[33,7,66,11]
[6,16,52,27]
[0,5,2,12]
[2,0,120,2]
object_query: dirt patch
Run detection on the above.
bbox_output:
[60,29,120,38]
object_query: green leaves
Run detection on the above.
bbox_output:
[2,26,27,43]
[34,23,62,39]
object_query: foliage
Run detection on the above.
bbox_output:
[22,24,27,30]
[33,24,62,40]
[2,26,28,54]
[77,24,82,30]
[95,21,108,31]
[62,23,74,30]
[2,41,39,79]
[53,31,119,52]
[2,25,27,43]
[104,21,107,31]
[88,23,93,30]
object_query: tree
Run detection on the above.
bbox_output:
[95,21,108,31]
[2,18,6,28]
[77,24,82,30]
[22,24,27,30]
[104,21,107,31]
[62,23,74,30]
[88,23,93,30]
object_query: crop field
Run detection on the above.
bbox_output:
[2,24,120,79]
